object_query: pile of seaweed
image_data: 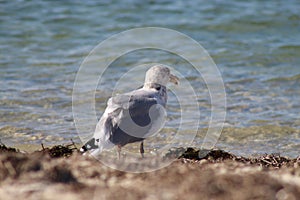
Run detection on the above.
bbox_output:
[39,140,79,158]
[179,147,299,168]
[0,142,299,168]
[0,140,19,153]
[0,140,79,158]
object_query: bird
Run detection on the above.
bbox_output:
[80,65,179,158]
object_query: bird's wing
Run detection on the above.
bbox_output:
[107,90,160,128]
[87,90,160,149]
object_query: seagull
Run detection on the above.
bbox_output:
[80,65,179,158]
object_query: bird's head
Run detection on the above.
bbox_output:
[144,65,179,89]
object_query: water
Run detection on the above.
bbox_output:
[0,0,299,157]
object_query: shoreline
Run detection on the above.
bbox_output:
[2,124,299,158]
[0,143,299,199]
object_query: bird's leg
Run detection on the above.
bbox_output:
[140,141,144,158]
[117,144,122,159]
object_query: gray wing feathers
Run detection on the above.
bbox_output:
[108,90,159,117]
[94,90,159,139]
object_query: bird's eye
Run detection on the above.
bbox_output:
[155,85,161,90]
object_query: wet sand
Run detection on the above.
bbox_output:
[0,144,299,200]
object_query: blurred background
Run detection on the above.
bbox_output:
[0,0,299,157]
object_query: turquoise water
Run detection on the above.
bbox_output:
[0,0,299,156]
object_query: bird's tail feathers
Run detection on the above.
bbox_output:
[80,138,99,153]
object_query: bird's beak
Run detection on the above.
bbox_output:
[169,74,179,85]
